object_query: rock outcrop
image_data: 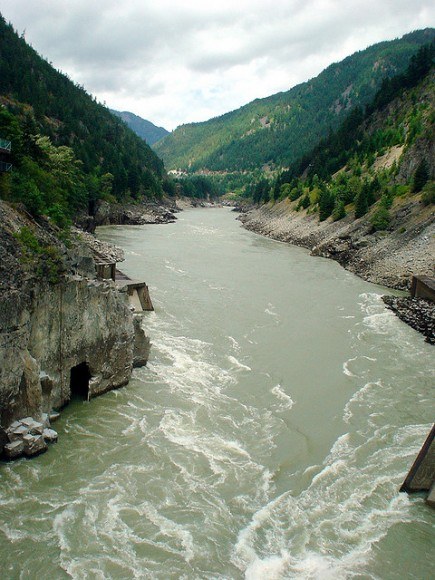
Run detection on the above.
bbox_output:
[0,201,150,457]
[93,200,177,227]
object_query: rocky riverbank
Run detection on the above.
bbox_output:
[77,199,178,231]
[238,196,434,342]
[239,197,434,290]
[382,296,435,344]
[0,201,150,459]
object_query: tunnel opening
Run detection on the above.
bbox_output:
[70,362,91,401]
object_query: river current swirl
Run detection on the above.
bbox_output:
[0,208,433,579]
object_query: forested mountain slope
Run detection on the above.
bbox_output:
[110,110,169,145]
[240,41,434,292]
[155,29,434,173]
[265,41,434,220]
[0,14,166,225]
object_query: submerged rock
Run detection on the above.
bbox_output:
[42,428,58,443]
[23,434,48,457]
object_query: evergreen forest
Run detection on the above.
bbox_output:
[0,15,167,227]
[155,29,434,175]
[250,41,434,229]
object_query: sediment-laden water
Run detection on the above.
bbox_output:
[1,208,433,579]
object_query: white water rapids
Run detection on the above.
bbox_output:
[0,208,433,579]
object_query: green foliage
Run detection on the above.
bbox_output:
[412,159,430,192]
[289,184,303,201]
[250,179,271,204]
[370,205,390,231]
[282,40,434,187]
[13,226,64,283]
[110,109,169,145]
[296,193,310,211]
[332,200,346,221]
[318,188,335,221]
[259,37,434,229]
[0,14,165,218]
[155,30,434,172]
[421,181,435,205]
[174,175,221,199]
[379,190,394,209]
[354,187,369,218]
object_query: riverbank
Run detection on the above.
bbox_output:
[0,201,150,459]
[76,199,178,231]
[238,197,435,343]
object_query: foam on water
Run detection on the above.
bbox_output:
[264,303,279,318]
[2,218,433,579]
[271,384,294,411]
[230,291,434,579]
[228,336,241,352]
[164,259,187,275]
[227,355,252,372]
[233,421,422,579]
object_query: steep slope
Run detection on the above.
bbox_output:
[0,199,150,456]
[155,29,434,172]
[110,110,169,145]
[239,46,434,292]
[0,14,165,219]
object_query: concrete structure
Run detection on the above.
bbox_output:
[115,269,154,312]
[95,261,116,282]
[410,275,435,302]
[92,248,153,312]
[400,424,435,508]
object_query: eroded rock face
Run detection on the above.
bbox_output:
[0,275,136,427]
[0,201,150,455]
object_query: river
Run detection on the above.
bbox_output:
[0,208,433,579]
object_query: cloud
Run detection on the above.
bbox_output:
[1,0,434,129]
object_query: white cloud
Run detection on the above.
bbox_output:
[1,0,434,130]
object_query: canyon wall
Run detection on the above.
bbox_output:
[0,201,149,452]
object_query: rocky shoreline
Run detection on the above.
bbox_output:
[0,200,151,460]
[382,296,435,344]
[238,198,434,343]
[77,199,178,231]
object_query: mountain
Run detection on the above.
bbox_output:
[0,14,166,225]
[239,42,434,294]
[155,29,435,173]
[110,110,169,145]
[267,40,434,217]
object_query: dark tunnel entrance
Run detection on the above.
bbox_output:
[70,362,91,401]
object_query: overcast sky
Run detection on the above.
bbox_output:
[1,1,434,130]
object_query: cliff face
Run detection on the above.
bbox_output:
[0,201,149,440]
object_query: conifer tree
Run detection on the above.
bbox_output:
[412,159,429,192]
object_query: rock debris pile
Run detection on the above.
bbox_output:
[2,414,59,460]
[382,296,435,344]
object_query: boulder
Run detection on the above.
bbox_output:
[3,440,24,459]
[21,417,44,435]
[23,434,48,457]
[8,424,29,441]
[42,428,58,443]
[49,411,61,423]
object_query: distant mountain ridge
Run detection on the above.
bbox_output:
[155,29,435,173]
[110,110,169,145]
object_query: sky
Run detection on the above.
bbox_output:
[1,1,434,131]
